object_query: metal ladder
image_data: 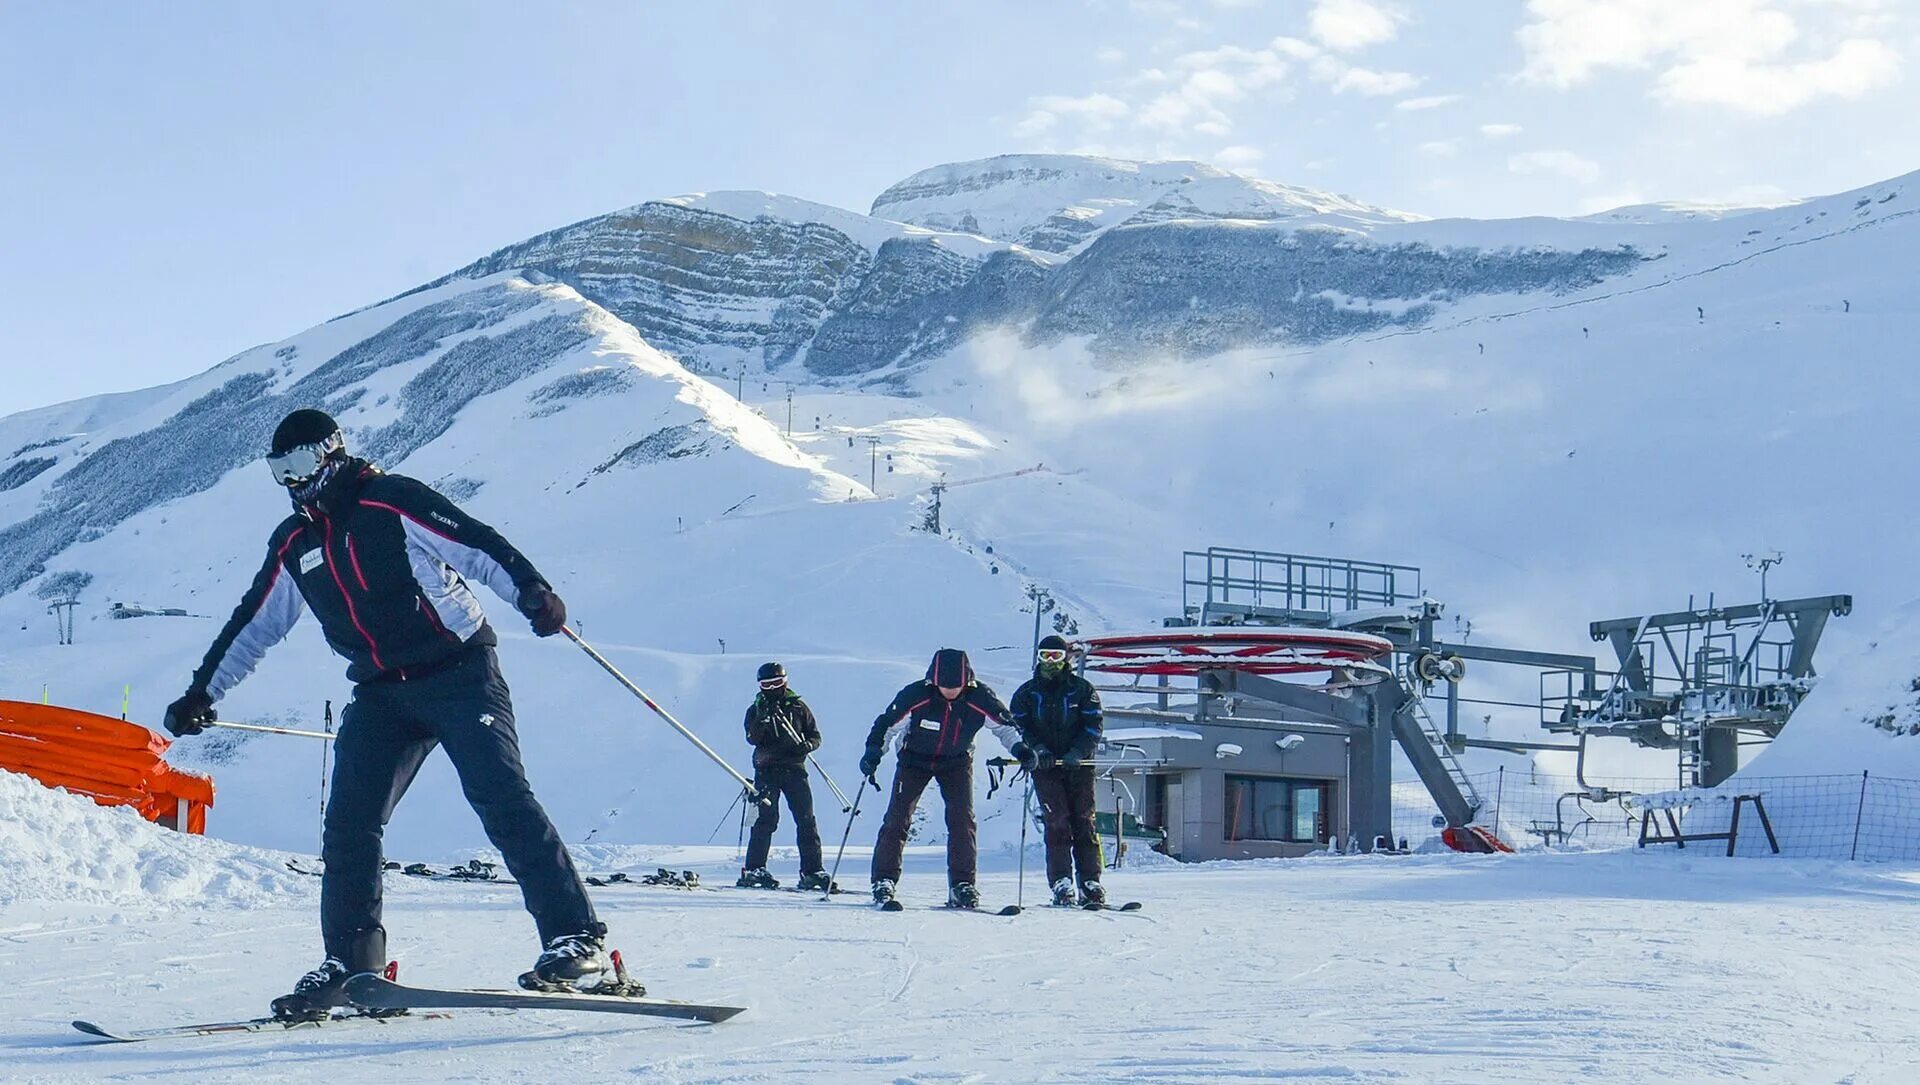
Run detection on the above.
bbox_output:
[1402,688,1485,819]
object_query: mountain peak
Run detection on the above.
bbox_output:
[870,153,1418,253]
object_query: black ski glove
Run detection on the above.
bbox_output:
[163,690,215,738]
[1062,749,1084,768]
[518,585,567,637]
[1011,742,1038,772]
[859,747,882,779]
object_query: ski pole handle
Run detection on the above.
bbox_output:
[209,720,337,742]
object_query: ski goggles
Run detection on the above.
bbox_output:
[758,677,787,690]
[266,431,344,487]
[1037,648,1070,664]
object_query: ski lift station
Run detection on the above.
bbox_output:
[1088,547,1851,862]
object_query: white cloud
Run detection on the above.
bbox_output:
[1269,36,1324,59]
[1661,36,1900,113]
[1480,122,1525,138]
[1397,93,1462,110]
[1013,93,1131,139]
[1309,0,1404,52]
[1508,149,1603,183]
[1515,0,1904,114]
[1312,56,1422,95]
[1419,140,1461,157]
[1136,44,1296,133]
[1214,144,1268,169]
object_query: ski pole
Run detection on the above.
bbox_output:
[210,720,336,741]
[825,773,882,901]
[1012,770,1035,914]
[809,753,852,812]
[562,626,764,802]
[705,788,746,844]
[776,717,850,811]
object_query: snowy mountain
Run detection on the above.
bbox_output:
[1,155,1918,862]
[870,153,1421,252]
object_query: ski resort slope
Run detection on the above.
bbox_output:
[1,772,1916,1084]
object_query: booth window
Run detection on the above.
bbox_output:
[1225,775,1329,843]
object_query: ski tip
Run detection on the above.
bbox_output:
[996,905,1022,916]
[1120,901,1144,911]
[72,1020,122,1041]
[878,900,905,911]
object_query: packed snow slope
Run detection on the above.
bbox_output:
[3,766,1918,1084]
[1,156,1918,859]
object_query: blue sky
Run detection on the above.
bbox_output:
[2,0,1915,418]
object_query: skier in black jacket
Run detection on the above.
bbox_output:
[737,662,830,891]
[858,647,1019,909]
[160,409,606,1019]
[1008,635,1108,906]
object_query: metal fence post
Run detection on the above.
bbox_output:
[1850,769,1869,861]
[1492,766,1505,837]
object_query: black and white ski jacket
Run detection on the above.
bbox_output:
[864,649,1021,772]
[189,462,550,698]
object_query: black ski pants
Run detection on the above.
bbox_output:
[872,758,975,887]
[320,645,598,966]
[744,761,823,872]
[1033,764,1102,886]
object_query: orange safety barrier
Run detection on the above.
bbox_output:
[0,700,214,834]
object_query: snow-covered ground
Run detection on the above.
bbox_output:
[3,773,1917,1084]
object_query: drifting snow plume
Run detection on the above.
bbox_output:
[0,770,303,907]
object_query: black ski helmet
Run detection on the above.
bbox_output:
[756,661,787,683]
[1038,634,1070,653]
[270,408,342,457]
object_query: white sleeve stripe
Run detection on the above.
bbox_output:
[207,567,304,701]
[395,515,522,608]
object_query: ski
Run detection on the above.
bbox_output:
[1083,901,1145,912]
[71,1009,448,1044]
[878,899,905,911]
[342,973,744,1024]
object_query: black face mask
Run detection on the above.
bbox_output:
[288,456,344,508]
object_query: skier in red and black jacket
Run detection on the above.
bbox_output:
[161,408,607,1019]
[858,647,1020,909]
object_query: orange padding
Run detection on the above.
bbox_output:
[0,700,215,834]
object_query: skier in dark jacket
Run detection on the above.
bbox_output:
[859,647,1019,909]
[737,662,831,891]
[161,409,606,1019]
[1008,635,1108,906]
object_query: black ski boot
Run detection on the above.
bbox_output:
[871,879,897,906]
[1050,877,1077,907]
[735,867,780,890]
[796,870,836,893]
[521,929,609,991]
[269,958,354,1021]
[1080,880,1108,908]
[947,882,981,910]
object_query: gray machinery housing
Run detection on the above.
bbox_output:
[1090,547,1847,862]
